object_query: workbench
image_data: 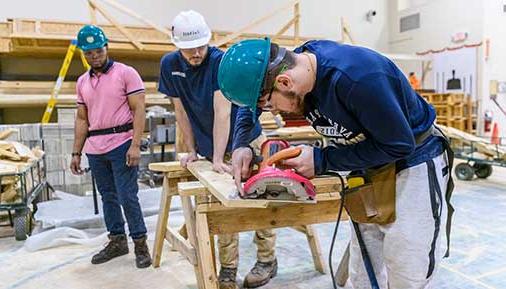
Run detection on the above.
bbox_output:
[149,160,349,289]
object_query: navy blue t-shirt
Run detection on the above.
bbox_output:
[234,40,443,173]
[158,46,261,158]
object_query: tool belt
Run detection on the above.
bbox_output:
[87,123,133,137]
[343,125,455,229]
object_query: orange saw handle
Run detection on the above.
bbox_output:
[265,147,302,167]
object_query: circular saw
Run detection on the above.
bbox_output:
[242,140,316,203]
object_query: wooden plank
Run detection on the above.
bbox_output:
[204,199,343,235]
[0,129,17,140]
[213,0,299,47]
[178,181,209,197]
[187,160,343,208]
[149,161,184,173]
[102,0,171,36]
[0,93,168,108]
[0,81,159,94]
[89,0,145,50]
[187,160,271,208]
[165,227,198,265]
[88,2,97,25]
[0,148,21,161]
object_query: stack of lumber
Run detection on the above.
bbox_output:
[0,80,169,108]
[0,18,313,59]
[0,132,44,204]
[439,125,506,160]
[420,93,477,134]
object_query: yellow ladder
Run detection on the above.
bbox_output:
[41,40,91,123]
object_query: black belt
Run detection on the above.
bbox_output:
[87,123,133,137]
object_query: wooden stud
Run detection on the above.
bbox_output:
[203,199,343,235]
[101,0,171,36]
[88,1,98,25]
[213,0,299,47]
[293,1,300,44]
[89,0,145,50]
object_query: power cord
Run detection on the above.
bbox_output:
[326,171,347,289]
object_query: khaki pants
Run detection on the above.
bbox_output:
[218,134,276,268]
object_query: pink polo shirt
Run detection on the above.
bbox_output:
[76,61,145,154]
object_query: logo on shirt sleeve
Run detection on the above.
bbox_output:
[307,109,366,146]
[171,71,186,78]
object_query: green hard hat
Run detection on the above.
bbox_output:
[218,38,272,111]
[77,25,108,51]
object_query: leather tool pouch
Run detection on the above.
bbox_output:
[344,163,397,225]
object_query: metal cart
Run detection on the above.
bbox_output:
[0,158,48,240]
[139,111,176,187]
[452,137,506,181]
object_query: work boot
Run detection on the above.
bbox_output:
[133,235,152,268]
[91,234,129,264]
[243,259,278,288]
[219,267,239,289]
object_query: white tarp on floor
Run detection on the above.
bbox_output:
[24,189,184,252]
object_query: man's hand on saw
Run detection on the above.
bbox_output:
[283,145,315,178]
[212,158,232,174]
[180,151,198,168]
[231,147,253,195]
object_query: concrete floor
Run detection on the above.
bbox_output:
[1,163,506,289]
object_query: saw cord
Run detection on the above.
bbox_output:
[326,171,380,289]
[327,171,347,289]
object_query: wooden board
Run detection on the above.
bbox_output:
[0,93,169,108]
[267,126,322,140]
[187,160,342,208]
[0,80,159,95]
[203,199,344,234]
[149,161,185,173]
[0,18,315,58]
[439,125,506,160]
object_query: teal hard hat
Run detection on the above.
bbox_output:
[218,38,272,112]
[77,25,108,51]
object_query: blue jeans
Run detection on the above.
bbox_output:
[87,140,147,239]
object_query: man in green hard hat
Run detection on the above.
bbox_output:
[70,24,152,268]
[218,38,455,288]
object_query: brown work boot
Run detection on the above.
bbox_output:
[91,234,129,264]
[133,235,152,268]
[219,267,239,289]
[243,259,278,288]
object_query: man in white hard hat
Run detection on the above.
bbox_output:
[158,10,278,289]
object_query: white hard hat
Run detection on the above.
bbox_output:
[171,10,212,49]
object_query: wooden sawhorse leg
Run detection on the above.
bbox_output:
[152,176,173,267]
[293,225,326,274]
[195,208,220,289]
[181,194,205,289]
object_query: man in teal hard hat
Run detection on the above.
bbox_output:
[158,12,277,289]
[70,25,152,268]
[219,38,454,288]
